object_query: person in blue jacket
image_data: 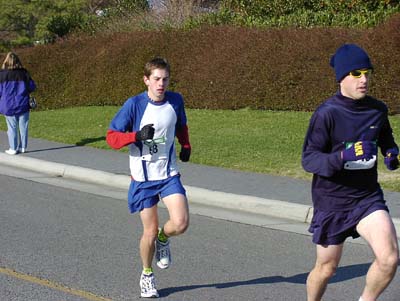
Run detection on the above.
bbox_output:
[0,52,36,155]
[302,44,399,301]
[106,57,191,298]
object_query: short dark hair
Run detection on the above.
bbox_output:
[144,57,170,77]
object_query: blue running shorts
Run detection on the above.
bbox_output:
[128,174,186,213]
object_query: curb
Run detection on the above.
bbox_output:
[1,153,399,236]
[0,153,313,223]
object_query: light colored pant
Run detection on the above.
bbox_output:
[5,111,30,150]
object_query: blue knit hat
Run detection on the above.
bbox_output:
[330,44,373,82]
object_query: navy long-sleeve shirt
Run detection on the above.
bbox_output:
[302,92,398,211]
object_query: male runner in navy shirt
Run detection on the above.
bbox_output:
[107,57,191,298]
[302,44,399,301]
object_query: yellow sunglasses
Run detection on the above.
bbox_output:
[349,69,372,78]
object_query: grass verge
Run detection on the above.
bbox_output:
[0,106,399,191]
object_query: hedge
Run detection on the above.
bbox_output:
[6,13,400,114]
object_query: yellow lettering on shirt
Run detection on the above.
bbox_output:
[354,141,364,156]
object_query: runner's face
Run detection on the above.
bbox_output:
[144,68,170,102]
[340,71,370,100]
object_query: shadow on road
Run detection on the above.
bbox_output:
[25,145,79,153]
[159,263,371,297]
[24,136,106,153]
[76,136,105,146]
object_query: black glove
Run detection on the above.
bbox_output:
[135,124,154,141]
[179,146,191,162]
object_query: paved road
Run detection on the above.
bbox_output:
[0,131,400,228]
[1,169,399,301]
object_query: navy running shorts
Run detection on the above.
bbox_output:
[308,201,389,245]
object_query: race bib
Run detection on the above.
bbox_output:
[141,136,167,162]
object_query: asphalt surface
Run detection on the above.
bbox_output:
[0,131,400,234]
[5,173,400,301]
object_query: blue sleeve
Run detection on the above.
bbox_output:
[29,79,36,93]
[177,102,187,129]
[109,99,135,132]
[302,110,343,177]
[174,93,188,129]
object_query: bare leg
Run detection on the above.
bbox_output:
[307,244,343,301]
[139,205,159,268]
[356,210,399,301]
[161,193,189,237]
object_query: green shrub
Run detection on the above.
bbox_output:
[221,0,399,16]
[218,0,400,27]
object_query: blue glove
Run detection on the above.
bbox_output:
[384,148,399,170]
[342,141,377,162]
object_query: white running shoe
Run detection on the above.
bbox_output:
[155,238,171,269]
[5,149,17,155]
[18,148,26,153]
[140,272,159,298]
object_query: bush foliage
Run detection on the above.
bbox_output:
[222,0,399,17]
[6,13,400,114]
[2,0,399,52]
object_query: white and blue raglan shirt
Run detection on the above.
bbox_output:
[106,91,191,182]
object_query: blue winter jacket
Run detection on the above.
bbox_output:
[0,68,36,116]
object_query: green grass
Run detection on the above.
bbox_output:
[1,106,399,191]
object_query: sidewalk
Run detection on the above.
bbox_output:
[1,131,400,231]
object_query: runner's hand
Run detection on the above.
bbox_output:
[179,146,191,162]
[384,148,399,170]
[342,141,376,162]
[135,124,155,141]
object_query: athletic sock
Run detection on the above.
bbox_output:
[158,227,169,243]
[143,267,153,275]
